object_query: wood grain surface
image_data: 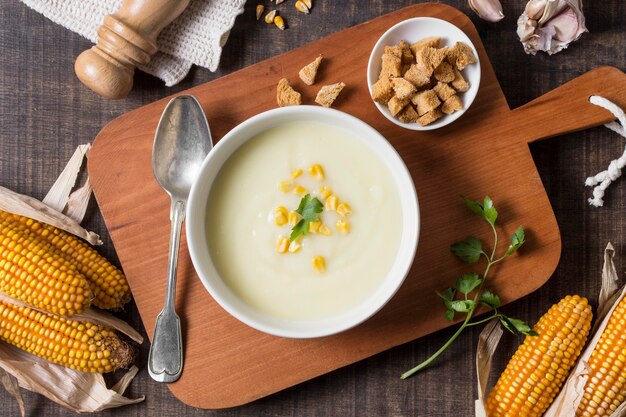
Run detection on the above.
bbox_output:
[1,0,626,416]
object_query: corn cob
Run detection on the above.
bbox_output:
[0,218,92,316]
[0,299,134,372]
[486,295,592,417]
[576,295,626,417]
[0,211,131,310]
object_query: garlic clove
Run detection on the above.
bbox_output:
[468,0,504,22]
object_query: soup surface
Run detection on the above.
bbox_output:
[206,121,402,321]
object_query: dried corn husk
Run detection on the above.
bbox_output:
[0,144,144,415]
[475,243,626,417]
[517,0,587,55]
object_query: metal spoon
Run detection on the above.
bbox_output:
[148,95,213,383]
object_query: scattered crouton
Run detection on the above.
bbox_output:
[417,108,443,126]
[447,42,477,71]
[388,95,409,117]
[371,77,394,104]
[432,81,456,101]
[277,78,302,107]
[451,69,470,92]
[315,82,345,108]
[299,55,323,86]
[391,77,417,100]
[434,61,455,83]
[413,90,441,116]
[441,95,464,114]
[403,64,431,88]
[410,37,441,56]
[416,47,447,72]
[380,53,402,79]
[397,105,418,123]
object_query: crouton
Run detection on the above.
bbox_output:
[371,77,394,104]
[397,105,419,123]
[299,55,323,86]
[441,95,464,114]
[447,42,477,71]
[388,95,409,117]
[391,77,417,100]
[384,45,403,58]
[399,40,414,65]
[417,108,443,126]
[416,47,448,72]
[413,89,441,116]
[277,78,302,107]
[451,69,470,92]
[380,53,402,79]
[315,82,345,108]
[403,64,431,88]
[409,37,441,56]
[432,81,456,101]
[401,64,411,76]
[433,61,455,83]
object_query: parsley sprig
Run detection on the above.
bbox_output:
[289,194,323,241]
[401,196,534,379]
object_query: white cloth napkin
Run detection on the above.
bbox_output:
[19,0,247,86]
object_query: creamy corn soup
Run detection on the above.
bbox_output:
[205,121,402,321]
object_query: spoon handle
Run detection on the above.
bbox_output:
[148,200,185,383]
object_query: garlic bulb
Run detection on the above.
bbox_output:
[517,0,587,55]
[468,0,504,22]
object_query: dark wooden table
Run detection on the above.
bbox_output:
[1,1,625,416]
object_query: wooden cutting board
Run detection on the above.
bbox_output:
[88,3,626,409]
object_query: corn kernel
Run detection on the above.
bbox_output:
[288,211,299,226]
[308,164,325,181]
[337,202,352,217]
[325,195,338,211]
[288,240,302,253]
[294,185,308,196]
[336,220,350,234]
[291,168,303,178]
[274,15,286,30]
[295,0,310,13]
[278,180,293,193]
[319,186,333,200]
[319,224,332,236]
[264,9,276,24]
[256,4,265,20]
[312,256,326,273]
[274,206,288,226]
[309,221,321,233]
[275,236,289,253]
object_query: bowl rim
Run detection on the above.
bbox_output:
[366,16,481,131]
[186,105,420,338]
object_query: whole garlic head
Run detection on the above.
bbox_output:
[468,0,504,22]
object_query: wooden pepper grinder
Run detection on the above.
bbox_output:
[75,0,191,99]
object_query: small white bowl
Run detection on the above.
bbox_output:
[367,17,481,131]
[186,106,419,338]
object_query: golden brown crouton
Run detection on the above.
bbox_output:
[434,61,455,83]
[409,37,441,56]
[399,40,414,65]
[432,81,457,101]
[441,95,464,114]
[447,42,477,71]
[413,89,441,116]
[397,105,418,123]
[299,55,323,86]
[451,69,470,92]
[384,45,403,58]
[371,77,394,104]
[391,77,417,100]
[416,47,448,72]
[277,78,302,107]
[403,64,432,88]
[315,82,346,108]
[417,108,444,126]
[387,95,409,117]
[380,53,402,79]
[401,64,411,76]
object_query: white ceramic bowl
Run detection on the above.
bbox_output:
[186,106,419,338]
[367,17,481,131]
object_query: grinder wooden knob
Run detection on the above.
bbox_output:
[75,0,191,99]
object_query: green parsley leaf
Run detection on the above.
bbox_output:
[499,316,537,336]
[444,309,455,322]
[436,288,456,302]
[456,273,481,295]
[479,290,501,309]
[461,195,498,226]
[451,236,483,263]
[448,300,475,313]
[504,226,526,257]
[289,194,323,241]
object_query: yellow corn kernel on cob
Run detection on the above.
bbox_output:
[336,220,350,234]
[0,300,135,372]
[325,195,338,211]
[312,256,325,273]
[336,202,352,217]
[319,186,333,200]
[576,295,626,417]
[486,295,592,417]
[1,212,130,311]
[291,168,303,179]
[0,218,92,316]
[276,235,289,253]
[274,206,288,226]
[308,164,325,181]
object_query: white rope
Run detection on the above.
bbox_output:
[585,96,626,207]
